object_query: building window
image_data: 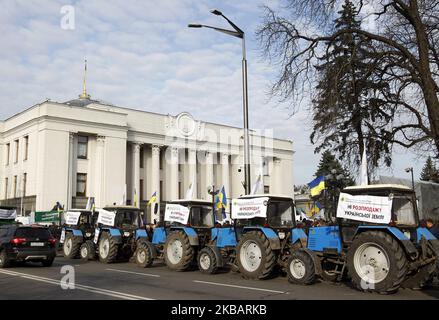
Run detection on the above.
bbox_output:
[13,175,17,198]
[178,182,182,199]
[4,178,8,199]
[160,181,163,201]
[14,140,19,163]
[264,185,270,194]
[76,173,87,196]
[23,173,27,197]
[77,136,88,159]
[263,158,270,176]
[140,146,144,169]
[24,136,29,161]
[140,179,144,201]
[5,143,10,166]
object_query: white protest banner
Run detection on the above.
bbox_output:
[0,208,17,220]
[93,228,100,244]
[336,192,392,224]
[164,204,190,224]
[97,209,116,226]
[64,211,81,225]
[231,197,269,219]
[60,229,66,243]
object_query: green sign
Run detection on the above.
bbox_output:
[34,211,61,223]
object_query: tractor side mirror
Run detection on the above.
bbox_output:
[154,203,159,214]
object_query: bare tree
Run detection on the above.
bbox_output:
[257,0,439,155]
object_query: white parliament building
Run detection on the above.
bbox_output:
[0,84,294,222]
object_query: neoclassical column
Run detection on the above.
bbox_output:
[272,157,282,194]
[188,148,197,199]
[66,133,74,209]
[169,147,179,200]
[151,145,161,222]
[95,136,106,207]
[132,142,141,208]
[221,153,230,199]
[205,151,214,200]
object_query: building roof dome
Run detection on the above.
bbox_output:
[64,96,104,107]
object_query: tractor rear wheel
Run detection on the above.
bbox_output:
[236,231,277,280]
[197,247,218,274]
[347,231,408,294]
[63,234,81,259]
[164,231,194,271]
[98,232,119,263]
[80,240,96,261]
[286,250,315,285]
[135,241,155,268]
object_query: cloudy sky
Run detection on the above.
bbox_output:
[0,0,424,185]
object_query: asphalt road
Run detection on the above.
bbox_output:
[0,256,438,300]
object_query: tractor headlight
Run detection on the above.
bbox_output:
[85,232,92,237]
[278,232,285,240]
[404,231,411,240]
[123,232,130,237]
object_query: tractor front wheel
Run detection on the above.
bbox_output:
[236,231,277,280]
[347,231,408,294]
[98,232,119,263]
[80,240,96,261]
[286,250,315,285]
[197,247,218,274]
[164,231,194,271]
[135,241,155,268]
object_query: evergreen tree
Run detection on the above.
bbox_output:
[310,0,394,177]
[313,150,354,219]
[420,156,439,182]
[315,150,354,187]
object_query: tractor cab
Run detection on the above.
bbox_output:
[164,200,215,230]
[94,206,148,264]
[63,209,96,233]
[341,184,417,225]
[232,194,296,238]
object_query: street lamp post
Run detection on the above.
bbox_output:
[189,9,251,194]
[405,167,415,191]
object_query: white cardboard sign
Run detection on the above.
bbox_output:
[97,209,116,227]
[0,208,17,220]
[64,211,81,225]
[231,197,269,219]
[60,229,66,243]
[336,192,392,224]
[164,204,190,224]
[93,228,100,244]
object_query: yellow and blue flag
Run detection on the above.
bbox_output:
[308,175,325,197]
[215,186,228,219]
[148,191,157,206]
[91,197,96,211]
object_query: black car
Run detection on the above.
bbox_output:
[0,224,57,267]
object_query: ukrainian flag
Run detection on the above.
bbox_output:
[148,191,157,206]
[308,176,325,197]
[215,186,228,219]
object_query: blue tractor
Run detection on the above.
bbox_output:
[134,199,237,273]
[94,206,148,263]
[284,184,439,293]
[60,209,97,260]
